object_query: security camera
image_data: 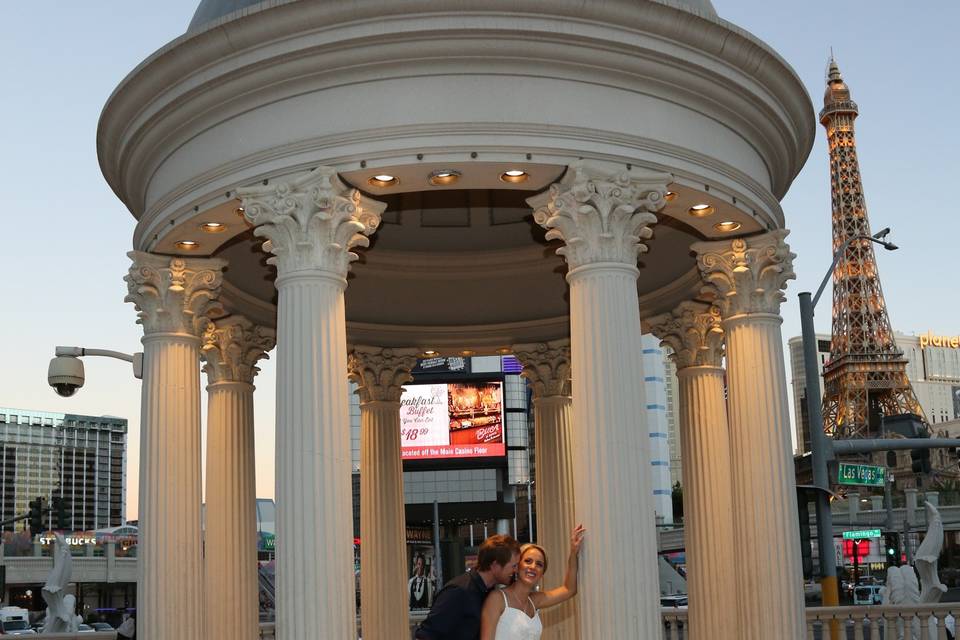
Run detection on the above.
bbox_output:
[48,356,85,397]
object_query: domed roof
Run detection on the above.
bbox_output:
[187,0,263,32]
[187,0,717,33]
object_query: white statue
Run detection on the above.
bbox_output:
[41,533,82,633]
[881,501,949,640]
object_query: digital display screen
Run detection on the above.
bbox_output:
[399,381,506,460]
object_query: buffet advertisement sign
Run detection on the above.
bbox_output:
[399,381,505,460]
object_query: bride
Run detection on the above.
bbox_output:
[479,524,585,640]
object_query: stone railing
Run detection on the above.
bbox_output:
[252,605,960,639]
[806,604,958,639]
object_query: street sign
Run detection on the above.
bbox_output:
[837,463,885,487]
[843,528,881,540]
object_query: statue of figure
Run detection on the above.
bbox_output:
[41,533,82,633]
[881,501,949,640]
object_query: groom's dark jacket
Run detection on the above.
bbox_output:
[414,570,491,640]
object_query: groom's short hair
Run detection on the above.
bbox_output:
[476,534,521,571]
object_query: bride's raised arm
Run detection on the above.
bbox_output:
[530,524,586,610]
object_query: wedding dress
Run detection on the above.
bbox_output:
[493,589,543,640]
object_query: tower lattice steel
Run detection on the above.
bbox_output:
[819,60,925,440]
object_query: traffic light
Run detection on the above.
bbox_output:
[52,496,69,531]
[884,532,900,567]
[28,497,44,533]
[911,447,932,475]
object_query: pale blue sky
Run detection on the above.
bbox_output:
[2,1,957,519]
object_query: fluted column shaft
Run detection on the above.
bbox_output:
[530,163,670,638]
[139,334,204,640]
[359,401,408,638]
[202,315,273,640]
[275,272,354,637]
[347,344,417,640]
[533,395,578,639]
[514,340,578,640]
[724,313,804,638]
[676,366,737,640]
[568,263,659,636]
[204,381,258,640]
[693,231,804,639]
[239,167,384,640]
[125,252,225,640]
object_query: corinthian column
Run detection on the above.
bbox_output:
[238,167,384,640]
[347,346,418,640]
[513,339,578,640]
[124,252,225,640]
[529,163,671,638]
[644,302,735,640]
[692,230,804,640]
[201,316,275,640]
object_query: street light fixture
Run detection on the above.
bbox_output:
[799,228,898,612]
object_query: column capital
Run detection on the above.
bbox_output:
[512,339,571,399]
[644,301,724,369]
[201,315,276,385]
[237,167,386,278]
[347,346,419,404]
[691,230,796,318]
[527,162,672,270]
[124,251,226,337]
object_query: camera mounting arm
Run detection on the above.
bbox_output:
[54,346,144,379]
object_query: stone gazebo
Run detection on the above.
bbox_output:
[97,1,814,638]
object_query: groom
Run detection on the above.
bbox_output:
[414,534,521,640]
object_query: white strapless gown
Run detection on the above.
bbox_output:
[493,590,543,640]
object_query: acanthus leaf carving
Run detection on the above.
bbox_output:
[347,346,419,404]
[237,167,385,278]
[691,230,796,318]
[527,163,672,270]
[513,339,571,399]
[124,252,226,337]
[644,301,724,369]
[201,315,276,384]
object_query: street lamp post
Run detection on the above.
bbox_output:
[527,479,535,543]
[799,228,898,611]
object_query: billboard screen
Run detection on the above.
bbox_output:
[399,381,505,460]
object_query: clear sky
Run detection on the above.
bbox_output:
[2,1,957,520]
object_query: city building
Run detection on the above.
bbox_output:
[789,331,960,454]
[348,348,678,562]
[0,408,127,532]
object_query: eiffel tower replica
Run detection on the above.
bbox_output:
[819,60,927,445]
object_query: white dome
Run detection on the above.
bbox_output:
[188,0,718,33]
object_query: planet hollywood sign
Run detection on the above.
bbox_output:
[920,331,960,349]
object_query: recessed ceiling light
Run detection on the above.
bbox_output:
[429,169,462,186]
[688,204,715,217]
[175,240,200,251]
[500,170,529,184]
[496,347,512,355]
[714,221,742,233]
[200,222,227,233]
[460,350,475,357]
[368,174,399,188]
[664,191,678,202]
[422,350,438,357]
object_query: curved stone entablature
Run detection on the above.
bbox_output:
[99,0,813,244]
[98,0,814,347]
